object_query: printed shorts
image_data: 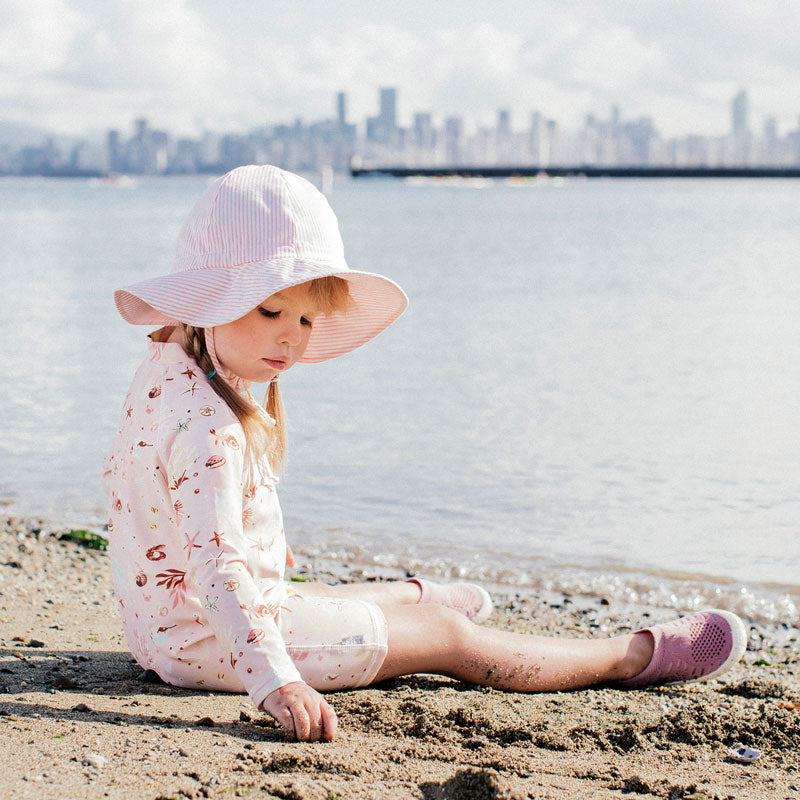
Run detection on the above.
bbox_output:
[148,591,389,695]
[280,592,389,691]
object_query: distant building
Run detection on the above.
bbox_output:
[3,86,800,176]
[732,89,750,165]
[444,116,463,165]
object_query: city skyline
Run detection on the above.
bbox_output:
[3,1,800,142]
[5,85,800,177]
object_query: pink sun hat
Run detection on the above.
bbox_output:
[114,164,408,363]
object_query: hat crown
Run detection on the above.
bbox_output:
[173,165,346,273]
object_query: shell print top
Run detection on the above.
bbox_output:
[103,335,303,708]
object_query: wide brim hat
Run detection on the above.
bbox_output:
[114,165,408,363]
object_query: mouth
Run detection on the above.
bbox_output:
[262,357,288,371]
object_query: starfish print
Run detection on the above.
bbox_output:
[175,418,190,433]
[205,550,224,567]
[182,382,199,396]
[183,530,202,559]
[204,595,219,614]
[181,367,197,379]
[126,407,133,418]
[248,535,268,553]
[209,530,224,547]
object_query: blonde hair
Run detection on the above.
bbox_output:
[181,276,351,476]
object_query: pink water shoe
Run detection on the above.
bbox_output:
[408,578,493,624]
[618,608,747,689]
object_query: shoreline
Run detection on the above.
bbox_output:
[5,502,798,627]
[1,515,798,799]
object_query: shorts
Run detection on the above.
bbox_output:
[146,590,389,696]
[279,592,389,690]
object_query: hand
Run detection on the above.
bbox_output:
[261,681,337,742]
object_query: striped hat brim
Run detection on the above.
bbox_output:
[114,260,408,363]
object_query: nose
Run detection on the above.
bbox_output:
[277,319,303,348]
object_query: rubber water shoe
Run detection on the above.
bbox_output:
[408,578,493,624]
[618,608,747,689]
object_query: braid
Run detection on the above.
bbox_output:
[179,323,283,475]
[174,276,348,476]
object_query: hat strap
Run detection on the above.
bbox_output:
[205,328,247,393]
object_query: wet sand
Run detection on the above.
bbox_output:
[1,516,798,800]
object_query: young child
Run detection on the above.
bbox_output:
[105,165,747,743]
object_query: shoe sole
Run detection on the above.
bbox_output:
[468,584,493,625]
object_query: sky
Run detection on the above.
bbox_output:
[2,0,799,142]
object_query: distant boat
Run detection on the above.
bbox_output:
[89,174,137,188]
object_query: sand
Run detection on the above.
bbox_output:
[1,516,798,800]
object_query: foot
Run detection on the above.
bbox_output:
[617,608,747,689]
[407,578,493,624]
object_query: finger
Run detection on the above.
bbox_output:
[306,707,323,743]
[285,544,295,567]
[278,706,295,740]
[320,699,338,742]
[290,704,311,742]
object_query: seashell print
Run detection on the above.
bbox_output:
[148,385,161,398]
[146,544,167,561]
[205,455,226,469]
[246,629,265,644]
[135,571,147,587]
[199,406,215,416]
[223,579,239,592]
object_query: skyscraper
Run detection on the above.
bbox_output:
[732,89,750,165]
[379,88,397,130]
[732,89,749,136]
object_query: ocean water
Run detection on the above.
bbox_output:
[1,174,798,624]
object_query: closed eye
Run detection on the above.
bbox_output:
[259,307,314,327]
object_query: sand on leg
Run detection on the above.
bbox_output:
[371,604,655,692]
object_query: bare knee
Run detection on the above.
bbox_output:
[376,603,478,682]
[429,604,475,650]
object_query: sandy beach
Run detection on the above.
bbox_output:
[1,515,798,800]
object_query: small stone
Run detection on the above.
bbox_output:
[140,669,164,684]
[28,639,46,648]
[82,753,108,768]
[195,716,215,727]
[11,636,29,645]
[238,711,252,722]
[54,676,79,690]
[72,703,92,712]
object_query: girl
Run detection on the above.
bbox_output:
[106,165,746,743]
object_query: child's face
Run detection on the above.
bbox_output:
[213,284,318,383]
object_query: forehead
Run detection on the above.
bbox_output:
[267,284,314,303]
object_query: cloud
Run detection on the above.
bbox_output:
[1,1,799,138]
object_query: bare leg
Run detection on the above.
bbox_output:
[373,604,654,692]
[291,580,421,606]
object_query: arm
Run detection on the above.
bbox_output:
[164,411,305,709]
